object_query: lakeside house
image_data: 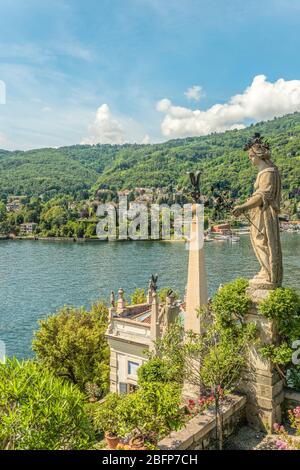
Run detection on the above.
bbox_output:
[20,223,37,235]
[6,196,25,213]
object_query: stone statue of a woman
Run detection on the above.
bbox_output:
[233,133,283,289]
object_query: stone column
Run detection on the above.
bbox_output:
[147,288,153,305]
[150,292,160,351]
[241,288,284,431]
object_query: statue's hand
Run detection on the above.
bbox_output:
[232,205,244,217]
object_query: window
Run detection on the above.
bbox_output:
[119,382,127,394]
[128,361,139,376]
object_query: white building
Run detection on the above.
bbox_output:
[20,223,37,235]
[106,287,180,393]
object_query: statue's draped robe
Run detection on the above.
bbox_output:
[249,166,283,286]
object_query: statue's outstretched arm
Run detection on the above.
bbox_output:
[233,194,262,217]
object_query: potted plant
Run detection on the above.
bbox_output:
[93,393,122,449]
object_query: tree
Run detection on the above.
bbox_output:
[32,302,110,397]
[85,222,97,238]
[0,201,6,222]
[0,359,95,450]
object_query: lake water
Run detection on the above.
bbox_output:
[0,233,299,358]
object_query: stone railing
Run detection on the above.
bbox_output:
[158,394,246,450]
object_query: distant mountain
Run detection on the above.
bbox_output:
[1,112,300,203]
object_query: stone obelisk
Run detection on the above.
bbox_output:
[183,172,208,399]
[184,172,208,334]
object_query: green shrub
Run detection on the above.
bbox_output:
[211,278,251,327]
[118,382,183,439]
[138,358,175,384]
[92,393,122,437]
[259,288,300,370]
[0,359,94,450]
[93,382,183,441]
[260,343,293,365]
[286,367,300,391]
[259,288,300,339]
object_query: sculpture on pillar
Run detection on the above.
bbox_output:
[110,290,115,307]
[233,133,283,289]
[147,274,158,305]
[158,289,178,335]
[149,274,158,292]
[188,171,201,203]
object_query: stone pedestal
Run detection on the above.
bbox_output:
[240,288,284,432]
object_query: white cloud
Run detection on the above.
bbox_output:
[0,132,9,148]
[81,104,125,145]
[184,85,203,101]
[41,106,52,113]
[141,133,151,144]
[157,75,300,138]
[0,80,6,104]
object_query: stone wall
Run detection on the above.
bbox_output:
[158,395,246,451]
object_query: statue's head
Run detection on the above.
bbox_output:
[244,133,271,166]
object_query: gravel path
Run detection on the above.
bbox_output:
[224,426,278,450]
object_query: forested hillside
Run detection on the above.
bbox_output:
[1,112,300,204]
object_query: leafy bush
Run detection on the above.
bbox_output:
[259,288,300,369]
[286,367,300,391]
[118,382,183,439]
[260,342,293,366]
[138,358,173,384]
[259,288,300,338]
[32,302,109,395]
[92,393,122,437]
[130,288,147,305]
[93,382,183,442]
[211,278,251,328]
[0,359,94,450]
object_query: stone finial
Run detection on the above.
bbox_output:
[147,274,158,305]
[117,288,126,314]
[166,289,175,305]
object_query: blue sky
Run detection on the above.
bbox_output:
[0,0,300,149]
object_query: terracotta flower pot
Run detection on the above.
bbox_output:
[105,432,120,450]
